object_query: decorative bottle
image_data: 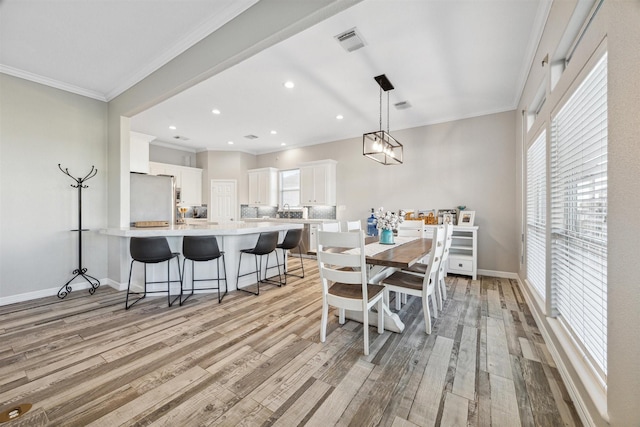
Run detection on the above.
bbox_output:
[367,208,378,236]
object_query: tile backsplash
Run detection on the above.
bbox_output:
[240,205,336,220]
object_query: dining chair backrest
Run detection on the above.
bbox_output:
[346,219,362,232]
[421,225,446,299]
[321,222,341,232]
[317,230,368,302]
[397,220,425,238]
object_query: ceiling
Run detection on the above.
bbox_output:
[1,0,549,155]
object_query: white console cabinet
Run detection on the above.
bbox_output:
[248,167,278,207]
[300,159,337,205]
[425,224,478,280]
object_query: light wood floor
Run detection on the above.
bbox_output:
[0,259,581,426]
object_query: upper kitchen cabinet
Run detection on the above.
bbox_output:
[300,160,337,206]
[130,132,155,173]
[248,167,278,206]
[149,161,202,206]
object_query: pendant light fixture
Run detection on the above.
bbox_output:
[363,74,403,165]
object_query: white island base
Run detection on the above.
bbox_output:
[101,221,303,295]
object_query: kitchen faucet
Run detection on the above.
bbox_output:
[283,203,291,219]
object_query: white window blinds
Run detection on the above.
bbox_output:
[526,130,547,300]
[551,53,608,378]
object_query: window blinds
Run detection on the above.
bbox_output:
[526,131,547,300]
[551,53,608,379]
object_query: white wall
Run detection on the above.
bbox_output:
[258,110,518,274]
[0,74,108,301]
[516,1,640,425]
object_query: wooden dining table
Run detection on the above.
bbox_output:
[344,236,433,333]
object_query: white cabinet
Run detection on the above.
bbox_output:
[148,161,202,206]
[179,167,202,206]
[425,225,478,280]
[248,167,278,206]
[130,132,155,173]
[300,160,337,205]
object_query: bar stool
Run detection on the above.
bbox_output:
[126,237,182,310]
[236,231,282,295]
[276,228,305,285]
[180,235,227,305]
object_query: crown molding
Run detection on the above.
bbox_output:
[0,65,107,101]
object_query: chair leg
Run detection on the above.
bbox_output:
[339,308,345,324]
[363,306,370,356]
[219,254,228,303]
[395,291,401,311]
[167,257,181,307]
[180,258,194,306]
[236,252,260,296]
[422,295,432,334]
[125,259,146,309]
[440,277,447,302]
[377,298,384,334]
[320,300,329,342]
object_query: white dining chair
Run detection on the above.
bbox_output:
[321,222,341,232]
[346,219,362,231]
[403,222,454,309]
[381,225,445,334]
[317,230,384,355]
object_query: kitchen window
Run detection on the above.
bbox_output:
[280,169,300,207]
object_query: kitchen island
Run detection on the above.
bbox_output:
[101,221,303,296]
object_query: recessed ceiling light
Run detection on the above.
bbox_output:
[336,115,344,120]
[283,81,295,89]
[281,142,286,146]
[212,109,221,115]
[227,141,234,145]
[169,125,177,130]
[270,130,277,135]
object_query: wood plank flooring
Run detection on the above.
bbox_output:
[0,260,582,426]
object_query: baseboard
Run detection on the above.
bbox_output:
[477,269,519,279]
[0,278,118,306]
[514,276,600,427]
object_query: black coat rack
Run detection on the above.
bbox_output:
[57,164,100,299]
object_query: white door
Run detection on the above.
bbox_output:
[210,180,237,222]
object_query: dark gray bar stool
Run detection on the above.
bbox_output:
[180,235,227,305]
[126,237,181,309]
[236,231,282,295]
[276,228,305,285]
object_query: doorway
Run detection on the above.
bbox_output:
[210,180,237,222]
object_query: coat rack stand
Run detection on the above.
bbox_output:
[57,164,100,299]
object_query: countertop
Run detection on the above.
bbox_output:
[242,218,338,225]
[100,221,303,237]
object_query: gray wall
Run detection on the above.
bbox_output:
[149,143,196,167]
[196,150,257,208]
[0,74,108,300]
[258,110,518,274]
[516,1,640,425]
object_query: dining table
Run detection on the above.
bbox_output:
[343,235,433,333]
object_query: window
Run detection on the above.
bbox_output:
[526,130,547,300]
[551,52,607,379]
[280,169,300,207]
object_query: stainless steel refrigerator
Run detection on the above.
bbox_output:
[130,172,176,226]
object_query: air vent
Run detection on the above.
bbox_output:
[244,134,259,140]
[334,28,366,52]
[394,101,412,110]
[173,135,190,141]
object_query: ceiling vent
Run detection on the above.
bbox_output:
[335,28,366,52]
[394,101,412,110]
[173,135,190,141]
[244,134,259,140]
